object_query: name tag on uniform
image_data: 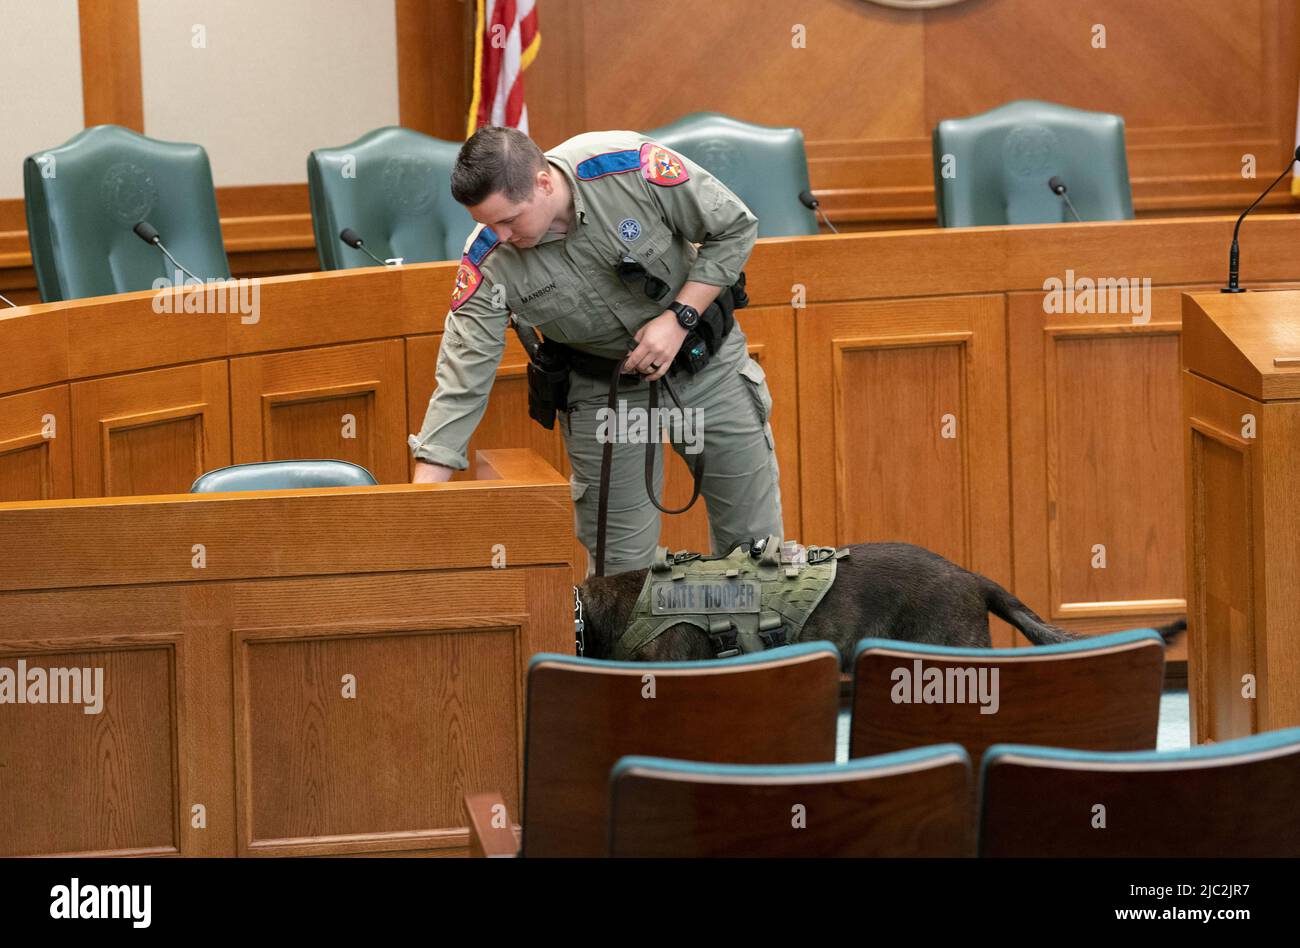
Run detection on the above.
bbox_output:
[650,580,761,615]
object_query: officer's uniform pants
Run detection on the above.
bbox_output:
[561,326,785,576]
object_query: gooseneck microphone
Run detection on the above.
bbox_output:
[339,228,393,266]
[799,190,839,235]
[133,221,203,284]
[1222,146,1300,293]
[0,292,16,308]
[1048,176,1083,223]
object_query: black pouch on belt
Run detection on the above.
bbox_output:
[527,340,571,429]
[689,270,749,364]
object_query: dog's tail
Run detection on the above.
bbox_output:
[979,576,1187,646]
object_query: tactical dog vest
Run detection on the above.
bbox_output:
[611,534,850,660]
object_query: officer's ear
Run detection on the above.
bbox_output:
[536,166,558,198]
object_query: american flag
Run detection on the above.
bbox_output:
[467,0,541,135]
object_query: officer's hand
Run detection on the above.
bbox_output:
[624,311,688,382]
[412,460,455,484]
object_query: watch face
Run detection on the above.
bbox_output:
[676,304,699,328]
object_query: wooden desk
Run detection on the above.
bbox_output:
[1183,291,1300,741]
[4,215,1300,653]
[0,449,572,857]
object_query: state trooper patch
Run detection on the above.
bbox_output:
[640,142,689,187]
[450,260,481,311]
[618,217,642,241]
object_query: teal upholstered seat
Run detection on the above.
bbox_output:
[609,745,974,857]
[307,126,475,269]
[980,726,1300,856]
[851,628,1167,763]
[24,124,230,302]
[931,99,1134,227]
[645,111,819,237]
[190,459,378,493]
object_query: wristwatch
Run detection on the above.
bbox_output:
[668,301,700,330]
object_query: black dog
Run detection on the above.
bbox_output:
[576,541,1186,667]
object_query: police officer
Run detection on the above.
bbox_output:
[409,126,783,576]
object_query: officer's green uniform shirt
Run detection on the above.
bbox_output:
[408,130,759,470]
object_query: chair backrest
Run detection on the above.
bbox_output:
[307,126,475,270]
[980,726,1300,856]
[609,745,974,857]
[851,629,1165,764]
[644,111,819,237]
[521,642,841,857]
[931,99,1134,227]
[190,459,378,493]
[24,124,230,302]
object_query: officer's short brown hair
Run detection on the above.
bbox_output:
[451,126,547,206]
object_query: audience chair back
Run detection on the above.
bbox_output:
[308,126,475,269]
[522,642,841,857]
[609,745,974,857]
[980,726,1300,856]
[932,99,1134,227]
[190,459,378,492]
[851,629,1166,764]
[645,111,819,237]
[24,124,230,302]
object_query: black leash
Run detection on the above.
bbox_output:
[594,356,705,577]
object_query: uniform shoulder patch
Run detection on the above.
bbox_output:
[451,227,498,311]
[450,258,483,311]
[640,142,690,187]
[465,226,500,266]
[575,149,641,180]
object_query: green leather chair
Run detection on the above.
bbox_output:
[23,124,230,302]
[307,126,475,269]
[644,112,819,237]
[190,459,378,493]
[931,99,1134,227]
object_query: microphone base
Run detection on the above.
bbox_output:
[1220,286,1248,294]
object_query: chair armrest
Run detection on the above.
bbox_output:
[463,791,521,857]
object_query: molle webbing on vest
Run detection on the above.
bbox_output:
[611,534,849,659]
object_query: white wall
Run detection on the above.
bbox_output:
[0,0,85,199]
[138,0,401,187]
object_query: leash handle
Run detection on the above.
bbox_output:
[593,355,706,577]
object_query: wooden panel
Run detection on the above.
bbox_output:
[0,385,72,502]
[0,583,238,857]
[0,454,572,857]
[77,0,143,130]
[237,617,522,856]
[528,0,1300,225]
[1185,384,1258,743]
[0,643,177,857]
[1009,286,1192,649]
[230,340,407,484]
[0,307,69,391]
[70,361,231,498]
[395,0,473,140]
[798,294,1013,642]
[1052,333,1185,611]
